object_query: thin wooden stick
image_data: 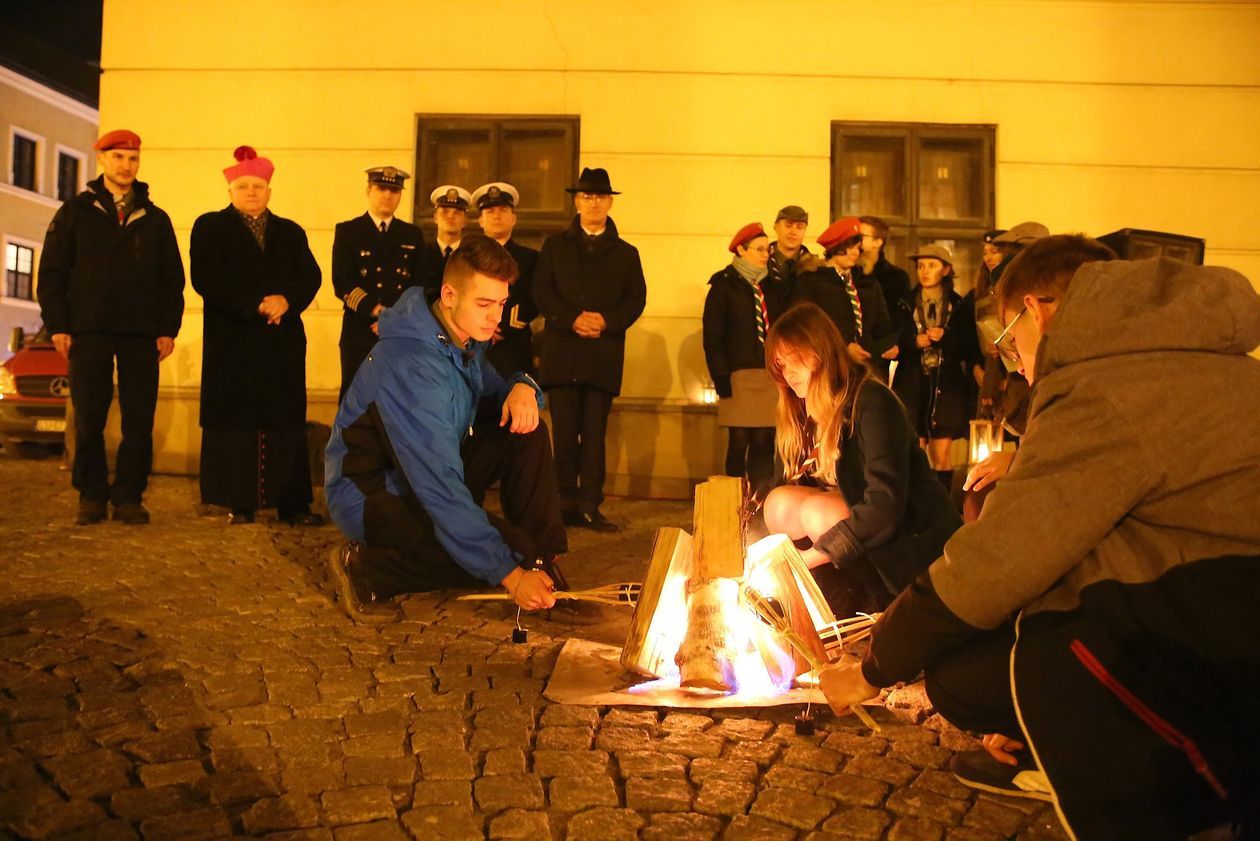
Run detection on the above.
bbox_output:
[457,582,642,607]
[849,702,882,733]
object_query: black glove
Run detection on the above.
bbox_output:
[714,375,732,399]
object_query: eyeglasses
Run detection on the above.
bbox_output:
[575,193,611,203]
[992,296,1055,364]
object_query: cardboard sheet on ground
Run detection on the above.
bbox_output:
[544,637,826,708]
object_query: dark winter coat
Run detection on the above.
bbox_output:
[764,242,809,322]
[809,380,962,598]
[702,264,768,397]
[533,216,647,395]
[792,258,896,359]
[862,258,1260,837]
[857,255,914,379]
[331,213,427,350]
[190,206,320,430]
[892,287,981,439]
[486,238,540,376]
[37,176,185,338]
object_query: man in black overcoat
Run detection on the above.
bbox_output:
[37,129,185,526]
[190,146,323,526]
[332,166,426,400]
[533,167,646,532]
[471,181,539,377]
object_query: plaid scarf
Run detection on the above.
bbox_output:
[238,209,269,250]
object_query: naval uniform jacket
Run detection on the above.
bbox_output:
[487,238,540,376]
[332,213,426,350]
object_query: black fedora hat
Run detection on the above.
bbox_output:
[566,167,621,195]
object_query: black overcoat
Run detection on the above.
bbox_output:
[702,265,768,393]
[190,206,320,430]
[533,216,646,395]
[487,238,540,376]
[793,264,896,358]
[331,213,426,350]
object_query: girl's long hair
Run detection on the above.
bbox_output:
[765,303,870,486]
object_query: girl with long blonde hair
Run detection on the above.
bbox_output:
[762,303,961,615]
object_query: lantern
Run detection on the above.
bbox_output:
[700,383,718,405]
[968,418,1002,464]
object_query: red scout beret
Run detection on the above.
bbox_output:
[93,130,142,151]
[223,145,275,184]
[816,216,862,253]
[728,222,767,254]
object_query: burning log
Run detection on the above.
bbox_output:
[675,577,739,691]
[621,527,693,678]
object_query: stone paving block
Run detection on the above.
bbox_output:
[976,791,1047,816]
[469,724,531,752]
[240,793,322,834]
[595,727,652,753]
[844,754,918,786]
[206,722,272,749]
[473,773,545,812]
[962,798,1025,837]
[694,779,755,817]
[880,724,940,748]
[487,808,550,839]
[400,805,482,840]
[281,762,345,795]
[761,764,827,793]
[625,776,693,811]
[344,756,418,787]
[293,701,361,720]
[912,770,973,801]
[138,806,234,840]
[721,814,797,840]
[109,784,207,820]
[711,718,774,741]
[641,812,723,841]
[473,706,534,730]
[206,769,282,806]
[690,756,758,783]
[538,705,599,729]
[890,742,954,770]
[565,807,645,841]
[153,709,228,732]
[138,759,208,788]
[122,729,202,763]
[345,710,406,738]
[783,743,844,773]
[16,727,97,757]
[211,743,278,774]
[227,703,293,725]
[416,748,476,781]
[50,817,140,841]
[887,788,969,826]
[8,798,108,839]
[277,740,343,770]
[944,828,1007,841]
[820,806,893,840]
[265,675,321,707]
[548,775,619,811]
[0,754,44,789]
[41,749,131,799]
[471,688,521,710]
[203,673,267,709]
[616,750,689,779]
[437,675,488,694]
[659,732,725,759]
[722,740,781,768]
[750,786,836,831]
[817,773,890,808]
[887,815,947,840]
[1018,808,1072,839]
[342,734,406,759]
[823,731,888,757]
[332,819,411,841]
[90,717,156,747]
[322,785,398,825]
[660,712,715,735]
[603,708,659,732]
[417,691,468,713]
[532,749,609,778]
[411,779,473,810]
[482,748,526,776]
[535,726,592,750]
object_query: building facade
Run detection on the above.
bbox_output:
[96,0,1260,493]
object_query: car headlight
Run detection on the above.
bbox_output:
[0,366,16,396]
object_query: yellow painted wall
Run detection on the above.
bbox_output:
[98,0,1260,493]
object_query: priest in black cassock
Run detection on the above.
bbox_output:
[190,146,323,526]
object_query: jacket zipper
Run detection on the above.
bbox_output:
[1069,639,1228,800]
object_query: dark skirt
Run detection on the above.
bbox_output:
[896,367,970,440]
[199,426,312,512]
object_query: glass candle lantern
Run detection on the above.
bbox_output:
[968,418,1002,464]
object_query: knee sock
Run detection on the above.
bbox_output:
[936,469,954,490]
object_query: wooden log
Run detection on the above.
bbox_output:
[620,527,693,677]
[744,534,832,674]
[676,577,739,691]
[692,475,746,579]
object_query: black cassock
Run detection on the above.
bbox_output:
[190,205,321,514]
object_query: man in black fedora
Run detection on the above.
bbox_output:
[533,167,646,532]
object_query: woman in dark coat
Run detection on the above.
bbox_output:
[762,303,960,617]
[190,146,322,525]
[702,222,777,500]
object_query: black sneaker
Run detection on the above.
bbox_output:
[326,542,399,624]
[949,749,1053,802]
[112,502,150,525]
[76,500,108,526]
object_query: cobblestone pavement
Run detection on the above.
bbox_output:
[0,460,1069,840]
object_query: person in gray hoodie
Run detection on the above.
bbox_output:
[820,235,1260,840]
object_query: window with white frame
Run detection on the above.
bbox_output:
[11,133,38,191]
[56,151,81,202]
[5,242,36,301]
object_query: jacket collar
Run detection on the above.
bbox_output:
[565,213,620,245]
[84,175,152,224]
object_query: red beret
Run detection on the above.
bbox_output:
[817,216,862,253]
[223,145,275,184]
[728,222,767,254]
[94,130,141,151]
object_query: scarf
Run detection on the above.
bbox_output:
[238,209,269,250]
[914,289,953,373]
[732,257,770,345]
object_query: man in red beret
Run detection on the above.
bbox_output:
[37,129,185,526]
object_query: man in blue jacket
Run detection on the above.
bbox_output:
[325,235,566,621]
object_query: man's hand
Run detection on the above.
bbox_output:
[500,383,540,433]
[818,656,880,715]
[370,322,379,336]
[926,326,945,342]
[847,342,871,361]
[259,294,290,325]
[963,449,1016,492]
[573,311,604,338]
[156,336,175,362]
[881,344,899,360]
[51,333,72,359]
[915,332,932,348]
[982,733,1025,767]
[973,364,985,386]
[501,567,556,611]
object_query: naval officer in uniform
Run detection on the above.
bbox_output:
[424,184,471,291]
[472,181,539,376]
[332,166,427,399]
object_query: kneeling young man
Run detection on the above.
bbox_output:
[325,235,567,620]
[821,235,1260,840]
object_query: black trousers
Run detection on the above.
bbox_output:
[359,421,568,599]
[339,343,372,403]
[921,621,1021,739]
[725,427,776,501]
[546,385,613,513]
[68,333,159,505]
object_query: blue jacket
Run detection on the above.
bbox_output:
[324,287,542,585]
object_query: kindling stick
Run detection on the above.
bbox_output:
[457,582,642,607]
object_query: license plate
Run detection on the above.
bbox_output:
[35,419,66,432]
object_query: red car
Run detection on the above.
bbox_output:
[0,326,69,452]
